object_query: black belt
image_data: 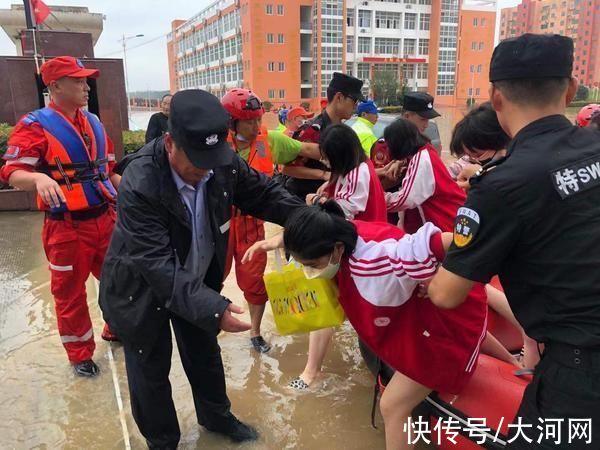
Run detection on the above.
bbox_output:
[45,203,109,221]
[544,341,600,371]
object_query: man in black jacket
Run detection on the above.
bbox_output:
[144,94,171,143]
[99,89,304,449]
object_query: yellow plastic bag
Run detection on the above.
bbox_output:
[264,251,345,335]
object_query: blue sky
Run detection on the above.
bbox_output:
[0,0,521,91]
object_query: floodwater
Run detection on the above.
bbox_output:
[0,213,386,449]
[0,106,581,449]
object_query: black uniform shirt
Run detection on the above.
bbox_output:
[444,115,600,347]
[145,112,169,143]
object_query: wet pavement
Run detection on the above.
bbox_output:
[0,212,386,449]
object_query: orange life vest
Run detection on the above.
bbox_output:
[228,127,274,176]
[23,107,116,212]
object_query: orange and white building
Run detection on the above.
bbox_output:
[500,0,600,87]
[167,0,497,108]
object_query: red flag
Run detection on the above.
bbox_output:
[31,0,51,25]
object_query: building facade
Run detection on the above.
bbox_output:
[500,0,600,87]
[167,0,497,107]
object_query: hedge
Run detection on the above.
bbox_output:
[0,124,146,160]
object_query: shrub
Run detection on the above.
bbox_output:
[123,130,146,154]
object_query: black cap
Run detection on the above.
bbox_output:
[403,92,440,119]
[168,89,233,169]
[490,34,574,82]
[328,72,365,101]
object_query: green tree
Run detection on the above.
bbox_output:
[372,71,400,106]
[575,85,590,102]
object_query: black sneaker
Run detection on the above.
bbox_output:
[204,414,259,443]
[73,360,99,377]
[250,336,271,353]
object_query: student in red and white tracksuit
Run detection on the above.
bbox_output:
[383,119,465,233]
[292,124,387,389]
[247,201,487,449]
[384,118,521,367]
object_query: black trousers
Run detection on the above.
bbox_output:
[508,342,600,449]
[123,314,231,449]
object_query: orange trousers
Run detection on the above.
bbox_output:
[41,209,115,363]
[223,215,268,305]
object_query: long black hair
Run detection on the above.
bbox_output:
[284,200,358,260]
[320,124,367,185]
[384,118,430,160]
[450,102,510,157]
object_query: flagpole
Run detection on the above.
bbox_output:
[22,0,34,29]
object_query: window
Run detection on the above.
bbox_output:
[419,14,430,31]
[278,33,285,44]
[279,89,285,98]
[418,39,429,55]
[419,0,431,4]
[468,88,473,96]
[404,38,416,56]
[267,33,274,43]
[268,89,275,98]
[405,0,416,4]
[481,18,486,27]
[277,4,284,15]
[279,62,285,71]
[479,42,484,51]
[374,38,400,54]
[357,63,370,80]
[470,64,475,73]
[476,88,481,96]
[347,8,354,26]
[402,64,415,80]
[417,63,428,79]
[375,11,402,29]
[347,35,354,53]
[473,17,478,26]
[268,62,274,72]
[266,4,273,15]
[358,37,372,53]
[346,62,354,75]
[404,13,417,30]
[358,10,372,28]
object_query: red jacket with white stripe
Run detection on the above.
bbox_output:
[385,144,466,233]
[327,159,387,222]
[337,220,487,394]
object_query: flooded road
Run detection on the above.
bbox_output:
[0,213,386,449]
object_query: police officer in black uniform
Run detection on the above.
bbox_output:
[428,34,600,449]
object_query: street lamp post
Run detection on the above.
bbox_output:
[119,33,144,117]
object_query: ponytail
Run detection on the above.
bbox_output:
[284,200,358,260]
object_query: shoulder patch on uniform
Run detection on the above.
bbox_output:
[551,154,600,199]
[3,145,20,160]
[453,207,480,248]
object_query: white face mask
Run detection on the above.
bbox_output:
[302,253,340,280]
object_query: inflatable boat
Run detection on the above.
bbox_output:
[360,279,532,449]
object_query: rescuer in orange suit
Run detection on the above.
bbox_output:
[0,56,121,377]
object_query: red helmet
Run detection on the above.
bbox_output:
[221,88,264,120]
[576,104,600,127]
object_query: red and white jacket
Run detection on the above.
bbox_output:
[385,144,466,233]
[337,220,488,394]
[327,159,387,222]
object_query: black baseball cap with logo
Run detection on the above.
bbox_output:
[168,89,233,169]
[403,92,440,119]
